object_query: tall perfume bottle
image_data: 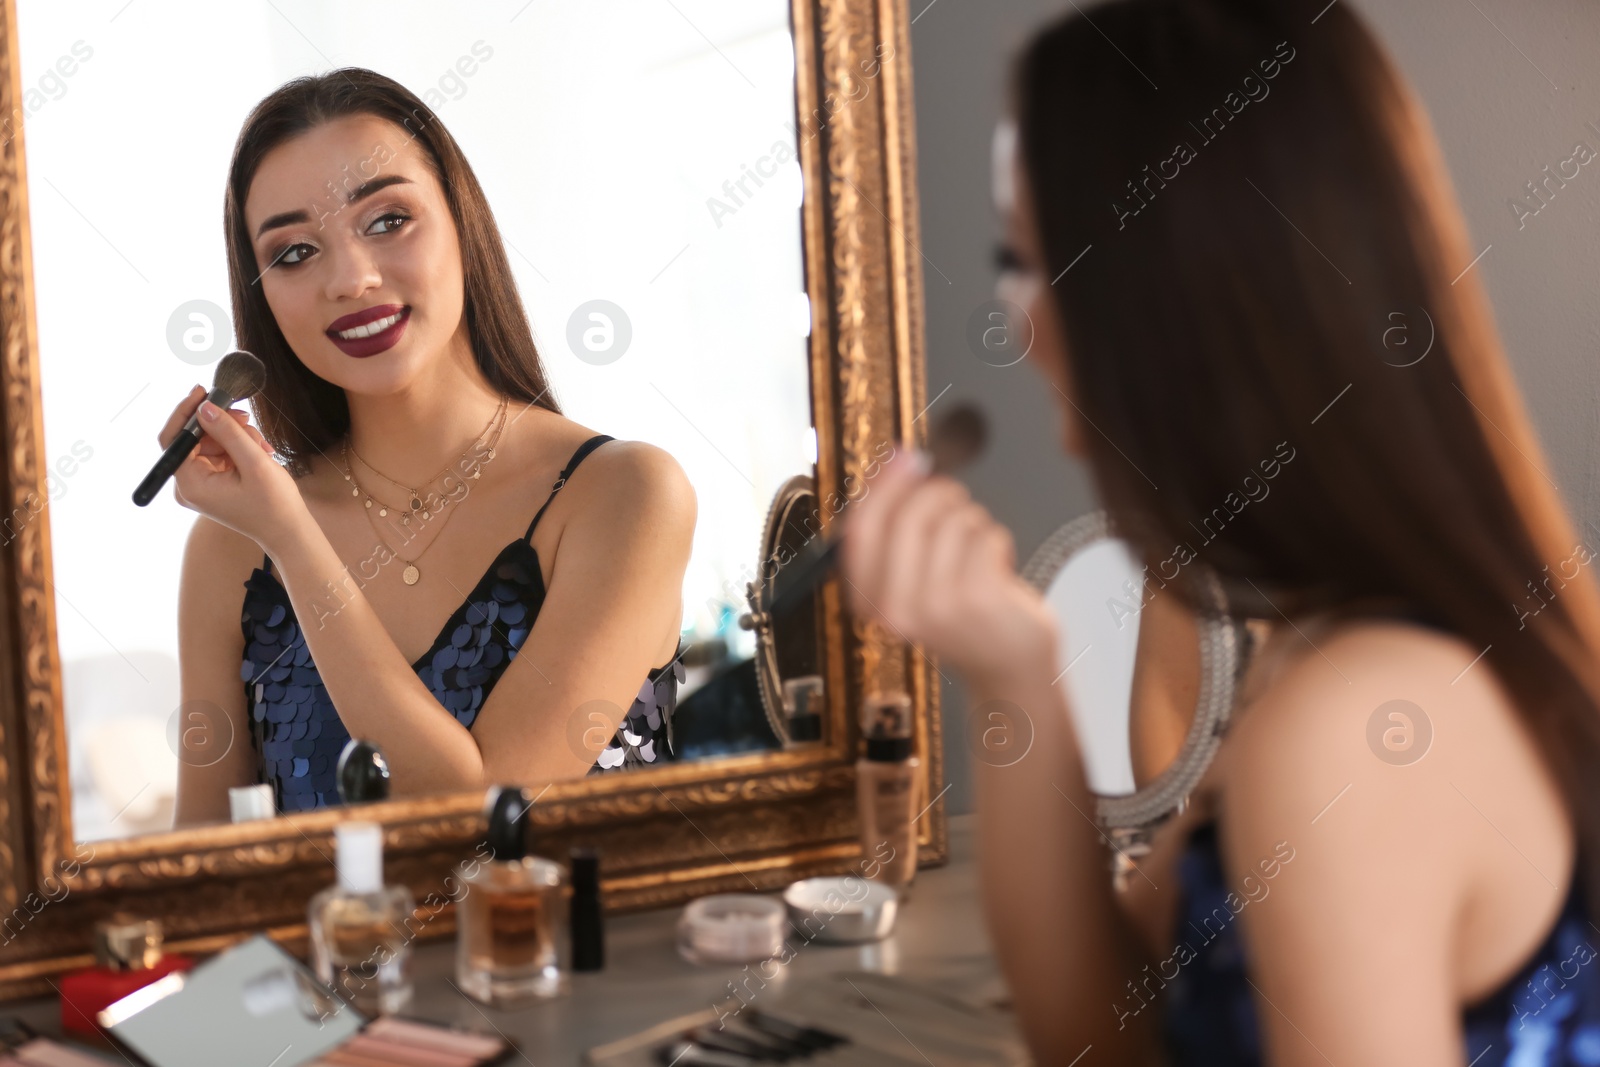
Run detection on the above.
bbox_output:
[457,786,570,1004]
[308,821,414,1016]
[856,692,921,894]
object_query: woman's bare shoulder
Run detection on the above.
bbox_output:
[555,430,696,523]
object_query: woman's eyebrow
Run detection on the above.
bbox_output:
[253,174,415,239]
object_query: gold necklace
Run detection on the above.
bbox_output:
[343,398,507,524]
[339,400,508,586]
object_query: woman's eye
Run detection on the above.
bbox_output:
[275,243,314,268]
[366,212,411,236]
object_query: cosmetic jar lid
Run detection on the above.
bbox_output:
[483,784,533,861]
[93,916,163,971]
[783,877,899,943]
[677,894,786,965]
[335,821,384,894]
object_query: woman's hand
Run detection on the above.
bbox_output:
[161,384,308,554]
[839,448,1059,690]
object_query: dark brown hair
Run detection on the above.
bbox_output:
[1012,0,1600,915]
[223,68,560,477]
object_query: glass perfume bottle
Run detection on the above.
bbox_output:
[308,821,414,1016]
[58,915,193,1039]
[457,785,570,1004]
[857,692,921,894]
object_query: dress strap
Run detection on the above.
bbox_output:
[523,434,615,541]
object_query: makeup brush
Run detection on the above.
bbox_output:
[760,402,988,620]
[133,350,267,507]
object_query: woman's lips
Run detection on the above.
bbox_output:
[326,305,410,358]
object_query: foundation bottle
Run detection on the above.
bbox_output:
[856,692,921,895]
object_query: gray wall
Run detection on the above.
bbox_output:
[910,0,1600,814]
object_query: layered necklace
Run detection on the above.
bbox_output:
[338,397,509,586]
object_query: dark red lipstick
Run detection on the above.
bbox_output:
[326,304,410,358]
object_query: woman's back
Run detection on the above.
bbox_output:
[1116,618,1582,1063]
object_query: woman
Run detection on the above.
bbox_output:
[168,69,695,823]
[842,0,1600,1063]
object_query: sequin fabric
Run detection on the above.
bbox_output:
[238,434,682,813]
[1161,820,1600,1066]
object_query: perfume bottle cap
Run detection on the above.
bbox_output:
[336,739,391,804]
[864,736,915,762]
[569,847,600,891]
[482,785,533,861]
[335,821,384,894]
[93,915,163,971]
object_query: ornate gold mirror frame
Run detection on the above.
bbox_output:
[0,0,940,996]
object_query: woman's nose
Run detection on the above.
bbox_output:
[322,239,383,302]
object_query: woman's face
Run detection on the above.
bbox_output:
[992,119,1086,459]
[243,113,467,394]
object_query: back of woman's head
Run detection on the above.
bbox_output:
[1012,0,1600,904]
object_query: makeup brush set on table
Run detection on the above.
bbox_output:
[582,970,1030,1066]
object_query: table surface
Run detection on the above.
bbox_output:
[1,813,1014,1064]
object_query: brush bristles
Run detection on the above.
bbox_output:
[927,403,988,474]
[214,349,266,402]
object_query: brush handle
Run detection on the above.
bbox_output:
[764,533,841,620]
[132,422,203,507]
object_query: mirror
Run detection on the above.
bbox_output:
[16,0,823,840]
[0,0,939,990]
[739,474,826,751]
[1021,510,1252,862]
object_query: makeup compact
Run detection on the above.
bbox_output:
[0,1017,121,1067]
[98,934,513,1067]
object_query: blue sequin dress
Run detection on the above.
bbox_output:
[238,433,686,812]
[1162,820,1600,1065]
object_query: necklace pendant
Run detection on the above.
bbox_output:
[472,468,481,480]
[351,486,360,497]
[402,563,420,586]
[378,506,388,517]
[410,494,424,512]
[421,510,432,521]
[487,448,496,460]
[401,513,411,526]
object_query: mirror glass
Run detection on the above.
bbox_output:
[1040,535,1201,799]
[20,0,817,840]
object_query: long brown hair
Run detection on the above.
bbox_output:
[222,67,560,477]
[1012,0,1600,916]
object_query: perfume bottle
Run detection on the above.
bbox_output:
[856,692,921,894]
[456,785,570,1004]
[308,821,414,1016]
[58,915,193,1039]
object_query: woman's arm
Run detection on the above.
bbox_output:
[839,451,1165,1064]
[259,439,695,795]
[173,516,262,827]
[968,662,1168,1064]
